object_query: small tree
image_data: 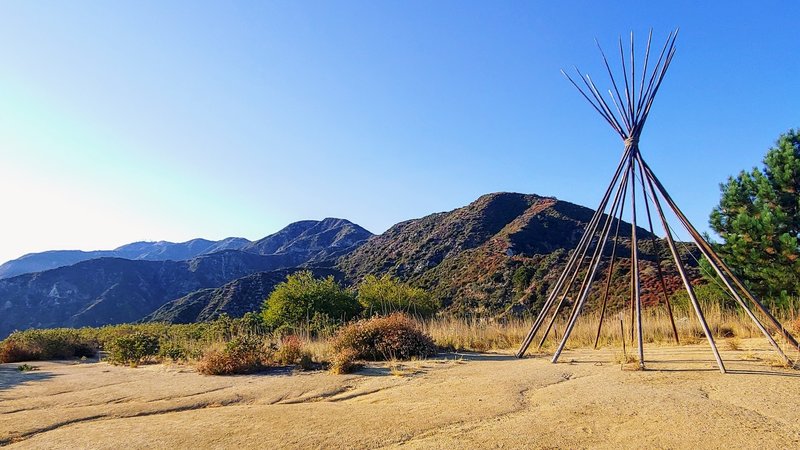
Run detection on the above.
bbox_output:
[709,129,800,301]
[357,274,439,317]
[512,265,536,298]
[261,271,361,332]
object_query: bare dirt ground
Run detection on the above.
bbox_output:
[2,339,799,449]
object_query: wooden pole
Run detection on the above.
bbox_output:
[635,29,653,112]
[637,155,680,344]
[538,166,632,350]
[637,155,726,373]
[639,159,795,363]
[620,311,627,363]
[517,197,610,356]
[628,146,645,369]
[593,179,628,349]
[551,157,633,364]
[555,161,633,347]
[562,69,626,137]
[516,147,632,357]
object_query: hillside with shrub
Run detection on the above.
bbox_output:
[143,268,343,324]
[339,192,697,316]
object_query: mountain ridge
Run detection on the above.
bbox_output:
[338,192,679,315]
[0,218,373,279]
[0,218,374,337]
[0,237,252,280]
[0,194,696,337]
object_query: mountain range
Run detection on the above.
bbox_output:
[0,218,370,279]
[0,237,250,279]
[338,192,674,315]
[0,219,371,337]
[0,193,695,338]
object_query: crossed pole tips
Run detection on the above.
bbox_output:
[515,29,799,373]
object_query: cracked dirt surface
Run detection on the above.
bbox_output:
[1,339,799,449]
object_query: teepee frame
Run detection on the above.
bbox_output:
[516,30,799,373]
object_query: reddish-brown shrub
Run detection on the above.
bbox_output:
[0,340,36,363]
[330,313,436,361]
[274,335,309,366]
[196,335,267,375]
[329,348,361,374]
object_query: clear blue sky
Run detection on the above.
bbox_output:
[0,1,797,263]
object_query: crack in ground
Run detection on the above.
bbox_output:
[0,398,246,446]
[2,379,139,403]
[277,379,413,405]
[275,385,357,404]
[147,386,232,403]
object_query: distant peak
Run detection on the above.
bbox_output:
[473,192,548,203]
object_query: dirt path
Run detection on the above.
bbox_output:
[2,339,799,449]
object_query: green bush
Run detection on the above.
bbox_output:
[669,283,736,312]
[157,341,192,362]
[512,266,536,297]
[330,313,436,361]
[0,329,97,363]
[106,332,160,366]
[357,275,439,317]
[261,271,362,332]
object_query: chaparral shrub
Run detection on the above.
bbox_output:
[261,271,362,334]
[157,341,192,362]
[106,332,160,366]
[274,335,311,367]
[195,335,270,375]
[0,329,97,363]
[330,313,436,362]
[357,275,439,317]
[328,348,360,375]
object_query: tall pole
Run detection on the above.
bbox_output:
[552,157,632,363]
[637,155,725,373]
[628,142,645,369]
[640,159,795,363]
[538,166,632,350]
[637,163,680,344]
[516,147,632,357]
[593,178,628,349]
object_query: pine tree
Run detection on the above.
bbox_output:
[709,129,800,301]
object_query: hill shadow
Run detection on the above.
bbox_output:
[439,352,518,362]
[0,364,57,392]
[548,357,800,377]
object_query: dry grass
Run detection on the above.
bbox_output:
[613,352,638,365]
[423,301,793,354]
[388,359,415,377]
[422,317,529,352]
[725,337,742,351]
[328,348,360,374]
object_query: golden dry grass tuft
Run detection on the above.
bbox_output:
[423,300,791,354]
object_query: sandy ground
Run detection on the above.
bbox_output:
[1,339,799,449]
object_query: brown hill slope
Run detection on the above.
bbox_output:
[338,192,696,316]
